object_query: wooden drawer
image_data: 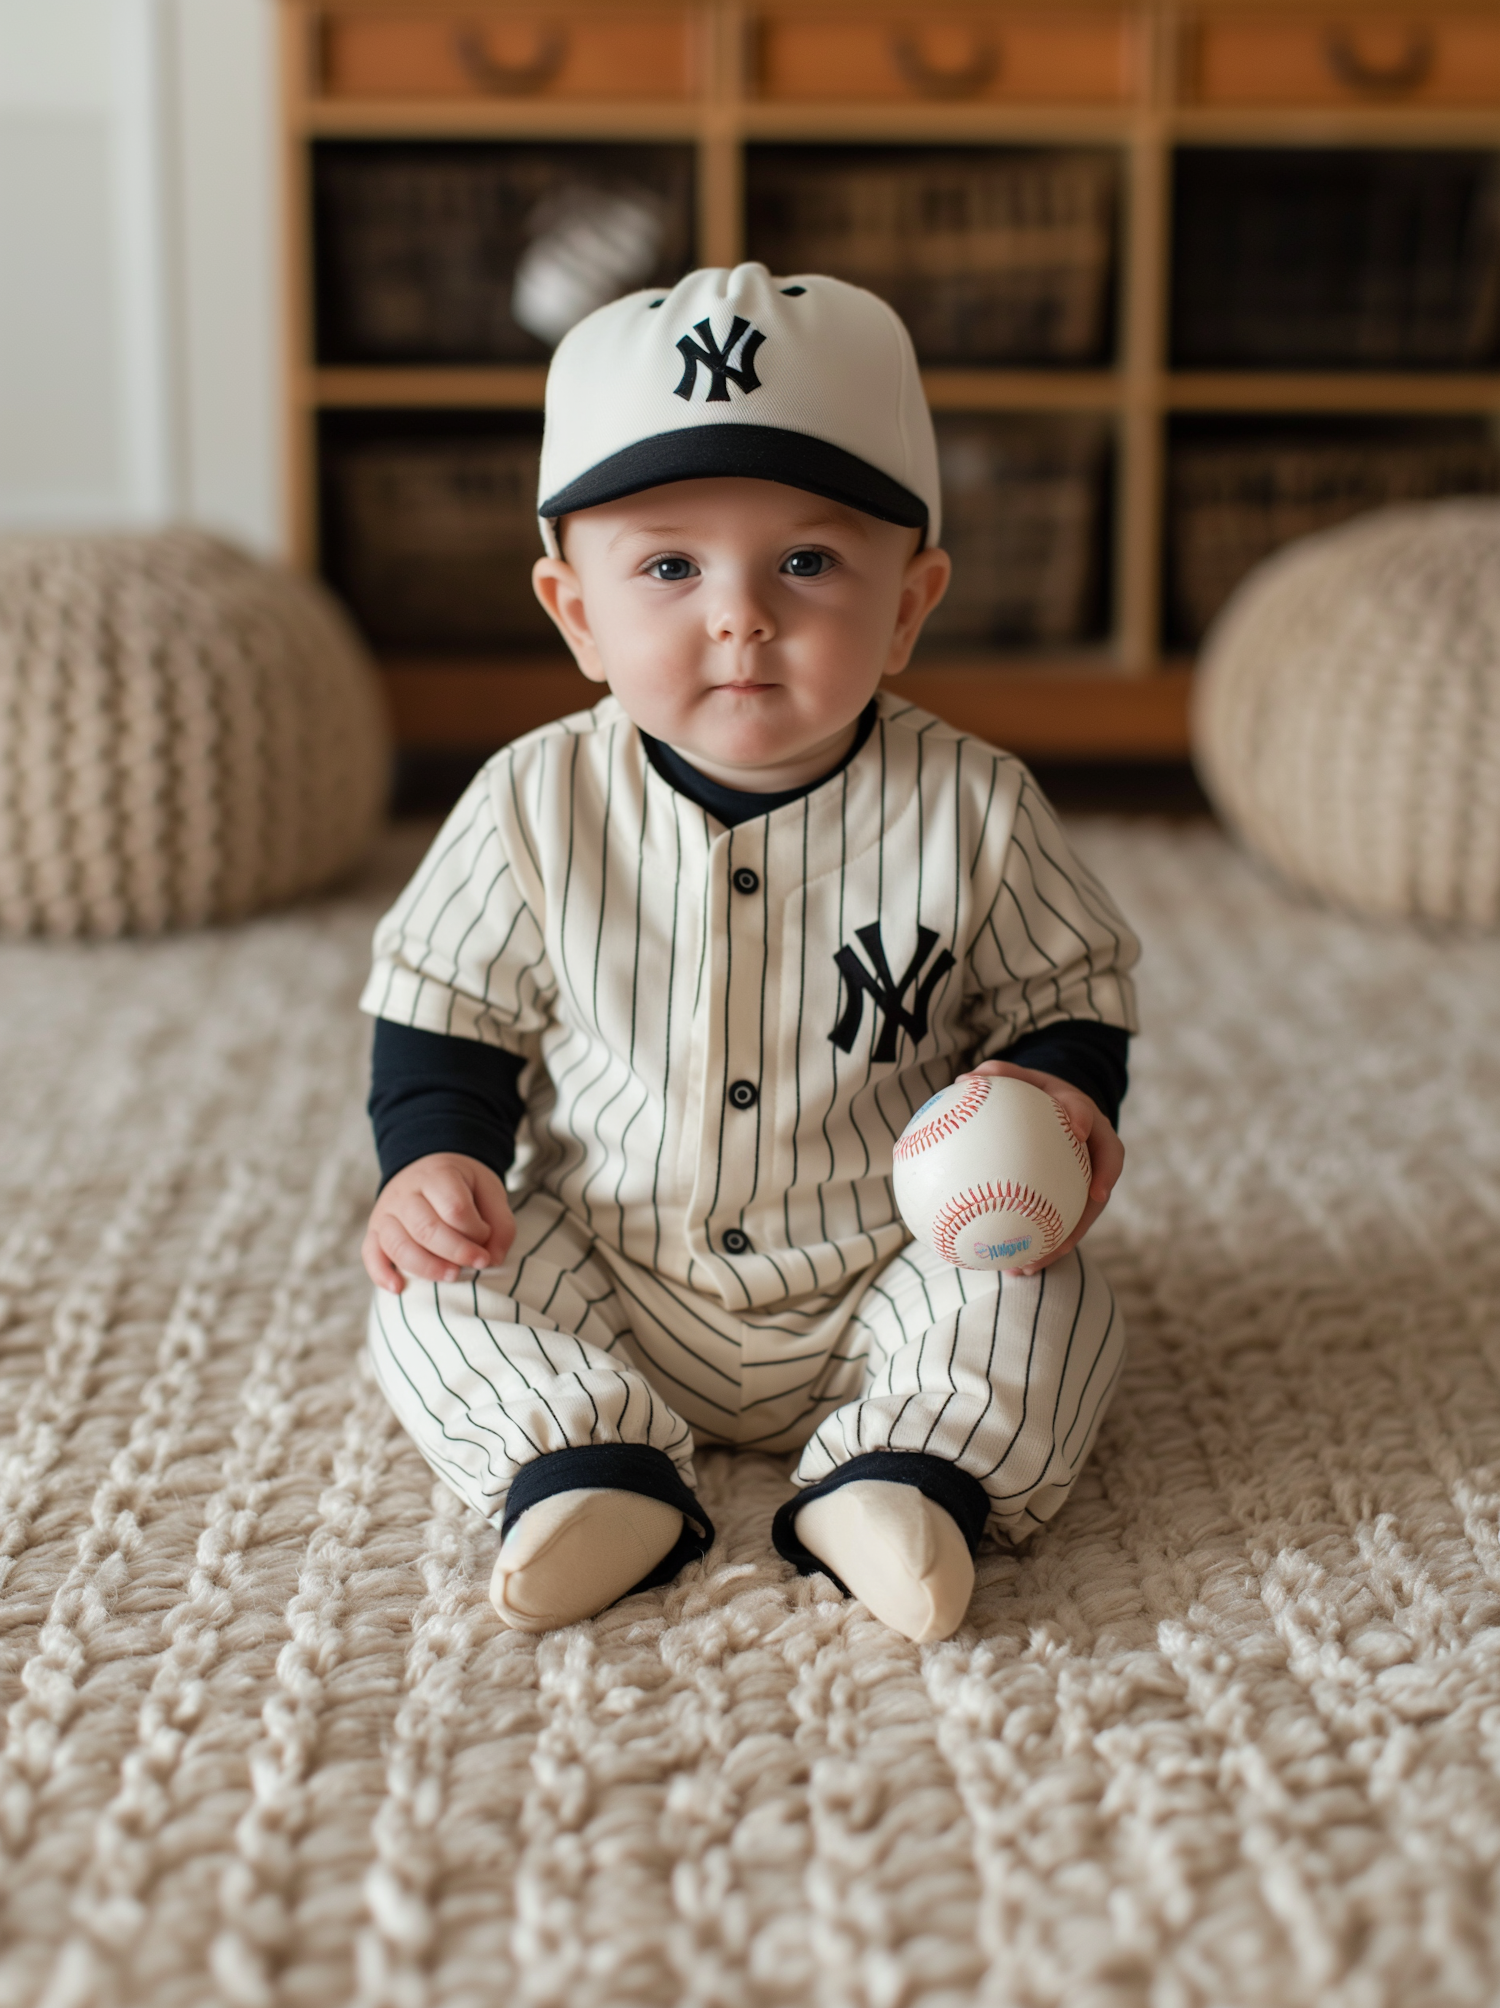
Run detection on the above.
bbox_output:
[1188,14,1500,106]
[756,11,1134,104]
[318,10,698,99]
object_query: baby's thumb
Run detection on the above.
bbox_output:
[432,1180,488,1238]
[473,1179,516,1259]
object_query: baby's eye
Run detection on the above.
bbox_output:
[646,555,697,582]
[783,549,834,578]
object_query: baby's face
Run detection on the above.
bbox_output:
[532,477,949,790]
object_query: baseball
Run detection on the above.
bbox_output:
[892,1075,1092,1272]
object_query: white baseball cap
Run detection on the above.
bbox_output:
[536,262,941,554]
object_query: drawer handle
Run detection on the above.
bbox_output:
[1323,23,1434,96]
[453,23,568,94]
[890,30,999,99]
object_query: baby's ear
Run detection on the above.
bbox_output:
[532,557,607,682]
[885,545,952,678]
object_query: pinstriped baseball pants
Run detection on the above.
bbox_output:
[367,1188,1124,1544]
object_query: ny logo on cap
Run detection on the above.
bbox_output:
[674,316,766,403]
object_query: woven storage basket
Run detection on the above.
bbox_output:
[746,150,1116,365]
[1168,430,1500,645]
[315,145,695,363]
[926,414,1108,646]
[1192,498,1500,925]
[0,530,390,936]
[327,433,554,650]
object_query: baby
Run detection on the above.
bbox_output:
[359,264,1139,1644]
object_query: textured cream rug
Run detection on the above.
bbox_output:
[4,816,1500,2008]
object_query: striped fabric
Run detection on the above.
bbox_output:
[361,692,1139,1309]
[367,1189,1124,1535]
[361,691,1139,1530]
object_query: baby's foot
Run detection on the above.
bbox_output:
[794,1479,974,1644]
[490,1486,682,1632]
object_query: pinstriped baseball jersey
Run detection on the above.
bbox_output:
[360,690,1139,1316]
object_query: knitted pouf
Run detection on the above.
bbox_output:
[0,530,390,935]
[1192,498,1500,925]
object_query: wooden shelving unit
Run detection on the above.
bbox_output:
[279,0,1500,761]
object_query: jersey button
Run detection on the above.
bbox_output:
[728,1079,759,1110]
[732,867,759,895]
[721,1227,752,1256]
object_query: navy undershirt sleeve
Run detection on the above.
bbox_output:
[368,1018,526,1190]
[993,1020,1129,1131]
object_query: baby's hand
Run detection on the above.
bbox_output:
[960,1059,1124,1275]
[362,1153,516,1294]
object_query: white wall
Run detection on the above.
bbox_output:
[0,0,282,552]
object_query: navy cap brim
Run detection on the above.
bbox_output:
[538,423,929,536]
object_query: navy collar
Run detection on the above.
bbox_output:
[640,699,879,828]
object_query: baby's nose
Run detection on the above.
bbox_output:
[710,588,775,644]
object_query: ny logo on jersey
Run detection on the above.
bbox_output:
[830,922,956,1064]
[674,316,767,403]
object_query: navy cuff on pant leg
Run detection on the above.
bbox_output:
[771,1451,991,1589]
[501,1444,715,1595]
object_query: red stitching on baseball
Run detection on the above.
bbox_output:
[1050,1097,1093,1179]
[931,1180,1065,1265]
[894,1077,990,1162]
